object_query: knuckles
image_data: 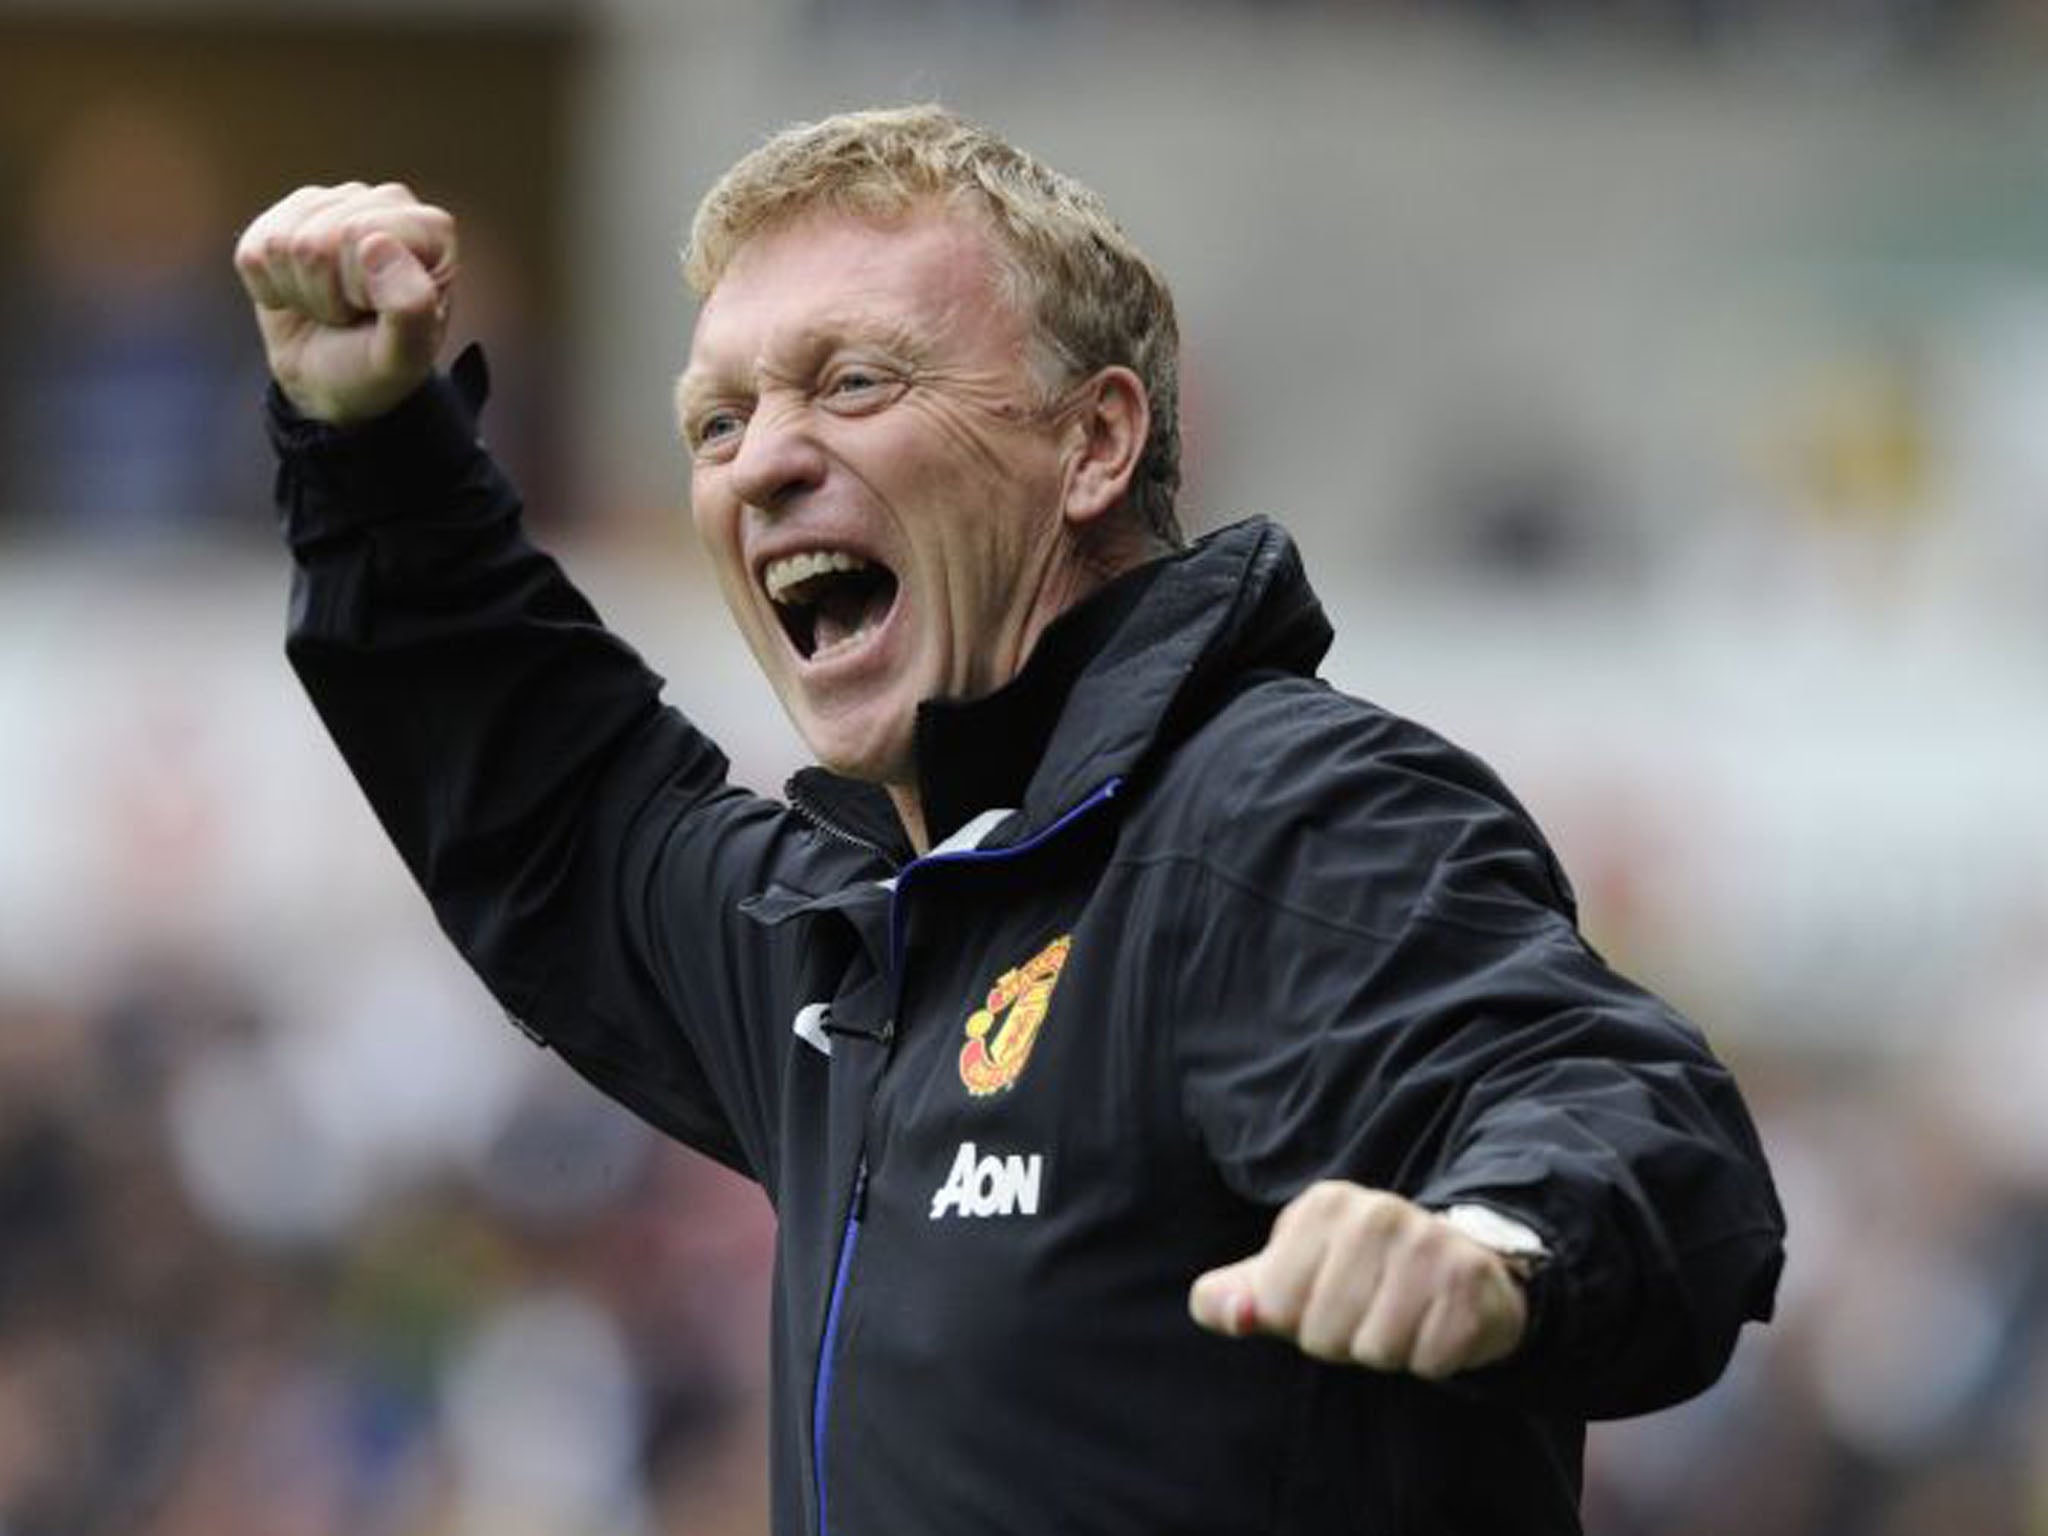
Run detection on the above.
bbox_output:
[1300,1183,1421,1264]
[287,229,333,268]
[1261,1182,1524,1379]
[235,181,452,279]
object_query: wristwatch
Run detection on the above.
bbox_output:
[1440,1203,1549,1282]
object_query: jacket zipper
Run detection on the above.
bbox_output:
[788,781,902,868]
[886,777,1123,979]
[813,1157,867,1536]
[789,778,889,1536]
[809,775,1124,1536]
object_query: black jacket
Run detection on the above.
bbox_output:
[272,355,1784,1536]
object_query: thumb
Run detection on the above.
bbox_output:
[359,232,444,376]
[358,231,434,312]
[1188,1256,1264,1338]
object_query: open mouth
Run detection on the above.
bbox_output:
[763,549,900,662]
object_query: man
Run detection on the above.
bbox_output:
[236,105,1783,1534]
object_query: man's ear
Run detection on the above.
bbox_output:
[1060,366,1150,528]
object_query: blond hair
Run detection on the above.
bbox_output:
[685,105,1183,545]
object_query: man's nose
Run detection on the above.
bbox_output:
[728,401,827,513]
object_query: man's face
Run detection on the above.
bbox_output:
[680,207,1087,789]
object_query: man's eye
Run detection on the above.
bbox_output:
[822,367,898,410]
[692,410,745,455]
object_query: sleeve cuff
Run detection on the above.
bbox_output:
[268,344,495,547]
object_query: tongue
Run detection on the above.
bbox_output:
[812,578,893,655]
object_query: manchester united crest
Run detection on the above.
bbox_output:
[958,934,1071,1096]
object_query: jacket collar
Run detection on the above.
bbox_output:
[786,517,1333,859]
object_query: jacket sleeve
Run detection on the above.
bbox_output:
[271,353,833,1188]
[1164,687,1785,1419]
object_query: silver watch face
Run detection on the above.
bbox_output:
[1442,1203,1549,1262]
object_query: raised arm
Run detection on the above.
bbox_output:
[234,186,839,1186]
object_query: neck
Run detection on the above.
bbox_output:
[888,783,931,855]
[1003,516,1163,685]
[884,516,1171,857]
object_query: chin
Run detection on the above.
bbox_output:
[799,714,915,788]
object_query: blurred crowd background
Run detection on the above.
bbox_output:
[3,0,2048,1532]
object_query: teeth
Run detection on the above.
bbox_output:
[764,549,871,605]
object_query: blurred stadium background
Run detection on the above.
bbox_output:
[3,0,2048,1531]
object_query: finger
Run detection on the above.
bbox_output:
[286,190,379,326]
[235,181,350,267]
[1294,1208,1392,1362]
[358,231,433,310]
[1348,1278,1431,1373]
[1346,1222,1439,1372]
[270,184,441,327]
[1241,1236,1329,1342]
[350,180,455,272]
[336,203,458,314]
[358,233,445,378]
[1407,1292,1479,1380]
[1242,1180,1387,1342]
[234,183,357,311]
[236,182,456,324]
[1188,1257,1262,1338]
[1409,1262,1526,1379]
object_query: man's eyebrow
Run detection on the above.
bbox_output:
[768,313,936,373]
[830,315,933,364]
[674,368,730,422]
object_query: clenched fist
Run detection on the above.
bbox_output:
[1189,1181,1531,1380]
[233,182,458,425]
